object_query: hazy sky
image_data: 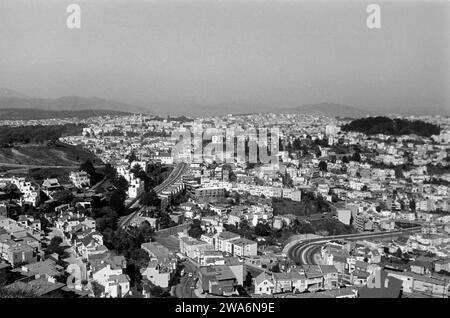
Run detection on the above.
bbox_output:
[0,0,449,115]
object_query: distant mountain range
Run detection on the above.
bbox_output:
[0,88,30,99]
[0,88,445,119]
[0,89,147,120]
[0,108,133,120]
[0,96,146,113]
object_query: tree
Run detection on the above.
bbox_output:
[50,236,63,246]
[292,138,302,150]
[315,148,322,158]
[318,161,328,172]
[110,189,126,214]
[342,116,441,137]
[293,220,315,234]
[408,199,416,212]
[351,152,361,162]
[104,163,116,178]
[112,175,129,191]
[80,159,95,176]
[139,190,161,208]
[47,236,66,255]
[126,151,138,164]
[394,167,403,179]
[4,184,20,200]
[130,164,143,177]
[159,211,176,229]
[95,206,119,234]
[188,219,204,239]
[52,190,73,204]
[91,281,104,298]
[281,173,293,187]
[131,222,155,248]
[254,223,270,236]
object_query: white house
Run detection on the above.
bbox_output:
[254,272,275,295]
[70,171,91,188]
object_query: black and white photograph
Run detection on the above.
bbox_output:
[0,0,449,307]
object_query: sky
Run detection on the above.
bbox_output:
[0,0,449,115]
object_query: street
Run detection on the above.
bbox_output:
[173,260,199,298]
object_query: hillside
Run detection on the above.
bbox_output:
[0,142,101,167]
[0,108,133,120]
[342,116,441,137]
[0,93,148,114]
[0,124,102,167]
[0,124,85,145]
[0,88,29,99]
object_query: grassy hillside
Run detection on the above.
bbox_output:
[0,142,101,166]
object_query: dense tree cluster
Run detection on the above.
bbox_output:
[286,137,321,157]
[142,130,170,138]
[126,151,138,163]
[109,189,127,215]
[139,190,161,208]
[342,116,441,137]
[188,219,204,239]
[102,163,129,191]
[272,192,331,217]
[0,124,85,146]
[318,161,328,172]
[46,236,68,256]
[309,218,356,236]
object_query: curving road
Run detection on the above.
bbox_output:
[173,260,199,298]
[118,162,188,229]
[288,227,423,265]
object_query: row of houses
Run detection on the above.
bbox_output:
[254,264,340,295]
[200,231,258,258]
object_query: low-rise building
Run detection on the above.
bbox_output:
[70,171,91,188]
